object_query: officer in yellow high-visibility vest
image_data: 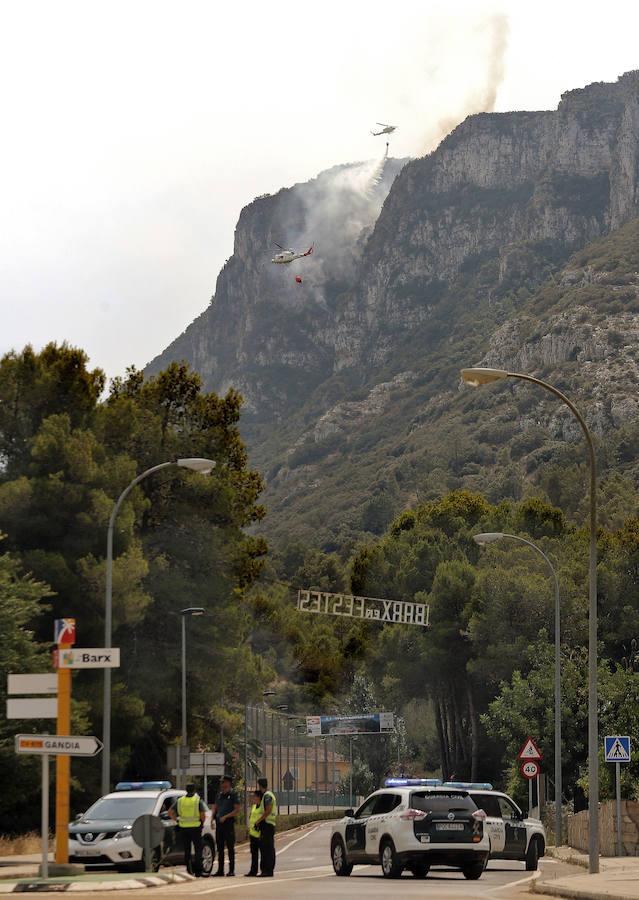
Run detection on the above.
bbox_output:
[245,789,263,877]
[256,778,277,877]
[169,783,206,876]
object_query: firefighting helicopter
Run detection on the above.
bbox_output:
[371,122,397,136]
[271,242,314,264]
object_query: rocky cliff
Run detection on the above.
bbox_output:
[148,71,639,547]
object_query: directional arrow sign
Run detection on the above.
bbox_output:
[518,736,542,760]
[15,734,103,757]
[605,735,631,763]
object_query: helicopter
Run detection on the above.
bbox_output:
[271,242,314,264]
[371,122,397,136]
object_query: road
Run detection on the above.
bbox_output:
[62,821,582,899]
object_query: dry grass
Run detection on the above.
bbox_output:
[0,832,50,855]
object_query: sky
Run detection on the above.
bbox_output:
[2,0,639,379]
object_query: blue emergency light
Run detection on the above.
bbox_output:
[384,777,443,787]
[115,781,172,792]
[442,782,494,790]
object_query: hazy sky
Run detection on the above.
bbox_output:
[2,0,639,378]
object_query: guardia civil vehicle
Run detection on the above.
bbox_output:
[68,781,216,874]
[330,779,491,879]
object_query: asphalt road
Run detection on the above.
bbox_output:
[61,821,581,899]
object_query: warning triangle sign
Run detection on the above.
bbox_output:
[607,738,630,761]
[518,736,542,760]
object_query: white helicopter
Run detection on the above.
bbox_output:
[371,122,397,136]
[271,242,314,264]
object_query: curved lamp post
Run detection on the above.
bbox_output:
[102,458,215,794]
[474,532,562,845]
[462,367,598,872]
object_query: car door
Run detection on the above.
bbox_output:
[158,793,181,862]
[473,793,505,855]
[365,793,400,857]
[345,795,378,860]
[499,797,527,858]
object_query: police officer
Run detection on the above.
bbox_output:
[256,777,277,877]
[212,775,240,876]
[168,782,206,876]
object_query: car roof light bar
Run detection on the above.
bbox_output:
[443,781,494,790]
[384,777,443,787]
[114,781,172,792]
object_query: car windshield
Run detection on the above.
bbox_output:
[83,796,157,820]
[409,791,477,813]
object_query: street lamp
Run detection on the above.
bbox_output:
[462,367,598,872]
[474,532,562,844]
[102,457,215,794]
[180,607,206,788]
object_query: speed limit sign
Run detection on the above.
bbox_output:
[520,760,540,780]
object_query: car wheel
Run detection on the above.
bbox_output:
[331,837,353,876]
[201,837,215,877]
[380,839,403,878]
[410,862,429,878]
[462,856,487,880]
[525,837,539,871]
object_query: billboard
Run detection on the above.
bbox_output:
[306,713,395,737]
[297,590,429,628]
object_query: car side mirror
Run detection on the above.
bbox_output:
[344,809,354,818]
[74,813,83,821]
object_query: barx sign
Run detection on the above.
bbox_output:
[297,589,430,628]
[55,648,120,669]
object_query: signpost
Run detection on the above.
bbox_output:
[54,618,75,865]
[6,698,58,718]
[306,713,395,736]
[15,732,103,879]
[518,736,542,818]
[605,736,631,857]
[8,674,57,694]
[131,814,163,872]
[297,589,430,628]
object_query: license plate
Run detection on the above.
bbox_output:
[74,848,99,857]
[436,823,465,831]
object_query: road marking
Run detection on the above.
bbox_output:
[197,870,333,893]
[277,825,322,855]
[479,869,540,899]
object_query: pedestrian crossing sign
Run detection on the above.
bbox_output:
[605,735,631,763]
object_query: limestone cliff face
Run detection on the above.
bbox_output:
[336,71,639,370]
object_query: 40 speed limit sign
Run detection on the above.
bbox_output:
[520,760,540,779]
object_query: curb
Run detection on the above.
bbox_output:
[545,847,589,870]
[533,881,635,900]
[0,871,195,893]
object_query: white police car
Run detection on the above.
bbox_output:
[69,781,216,874]
[461,784,546,870]
[330,779,491,879]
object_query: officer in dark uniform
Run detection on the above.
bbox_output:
[211,775,240,876]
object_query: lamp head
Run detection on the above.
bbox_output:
[181,606,206,617]
[177,458,216,475]
[461,368,509,386]
[473,533,505,545]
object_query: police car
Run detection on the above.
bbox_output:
[461,784,546,870]
[68,781,216,874]
[330,779,491,879]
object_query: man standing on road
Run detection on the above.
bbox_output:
[169,782,206,876]
[212,775,240,876]
[256,777,277,877]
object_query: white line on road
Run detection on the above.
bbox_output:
[479,869,540,899]
[277,824,322,855]
[198,870,333,894]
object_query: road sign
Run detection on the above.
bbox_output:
[520,760,540,780]
[7,698,57,719]
[605,735,631,762]
[8,674,57,694]
[189,751,224,767]
[297,589,430,628]
[55,648,120,669]
[171,765,225,777]
[518,736,542,760]
[54,619,76,645]
[15,734,103,757]
[131,814,164,849]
